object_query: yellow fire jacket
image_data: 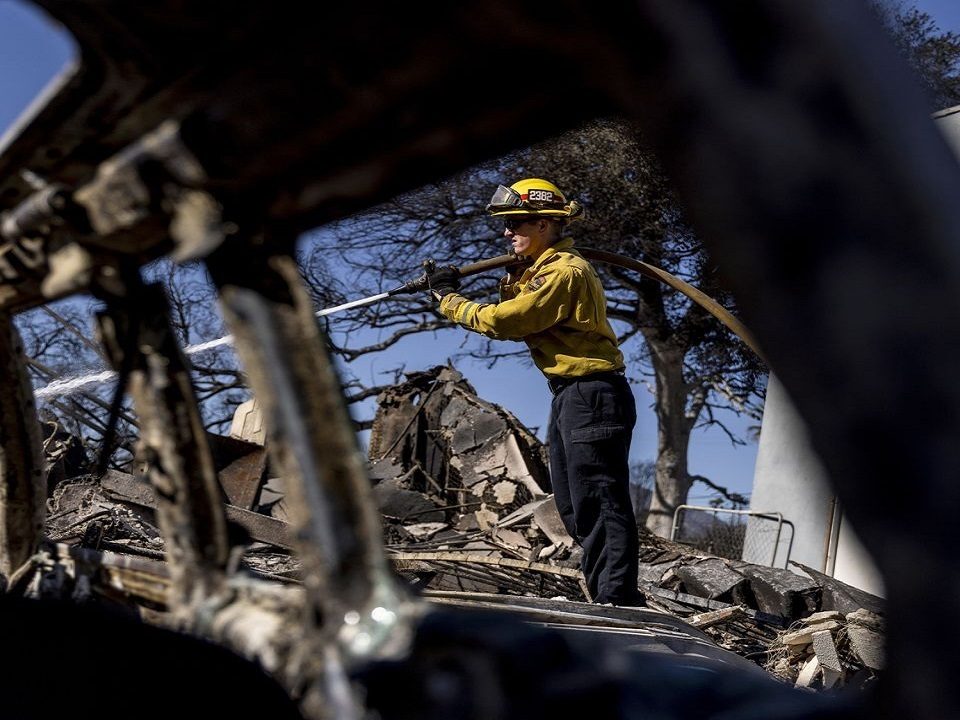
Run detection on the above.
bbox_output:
[439,238,624,378]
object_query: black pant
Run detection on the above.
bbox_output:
[548,372,641,605]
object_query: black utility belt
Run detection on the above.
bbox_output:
[547,369,625,395]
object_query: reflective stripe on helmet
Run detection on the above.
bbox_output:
[519,188,564,209]
[486,178,581,219]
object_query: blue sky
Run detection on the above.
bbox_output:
[3,0,958,504]
[915,0,960,33]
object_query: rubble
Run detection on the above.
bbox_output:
[765,608,885,690]
[674,557,752,602]
[28,364,887,699]
[361,365,887,684]
[739,564,820,620]
[791,562,886,616]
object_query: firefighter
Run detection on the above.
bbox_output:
[425,178,642,606]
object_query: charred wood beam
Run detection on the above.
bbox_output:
[645,586,788,629]
[389,551,584,580]
[390,550,590,602]
[100,469,292,550]
[688,606,747,630]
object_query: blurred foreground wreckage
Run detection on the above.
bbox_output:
[0,0,954,718]
[39,365,887,690]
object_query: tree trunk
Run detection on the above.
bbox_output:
[644,344,695,538]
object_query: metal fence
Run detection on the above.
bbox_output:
[670,505,795,568]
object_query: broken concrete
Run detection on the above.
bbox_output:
[230,397,267,445]
[796,655,821,688]
[675,558,752,602]
[811,629,842,675]
[846,624,884,671]
[780,620,841,646]
[766,607,883,690]
[792,561,886,616]
[739,564,820,619]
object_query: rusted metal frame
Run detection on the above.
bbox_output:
[0,313,45,585]
[95,277,229,613]
[482,536,537,563]
[0,122,209,317]
[207,246,418,670]
[470,564,576,599]
[211,436,268,510]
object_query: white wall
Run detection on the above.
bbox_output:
[743,375,885,597]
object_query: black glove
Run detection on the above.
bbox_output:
[426,264,460,300]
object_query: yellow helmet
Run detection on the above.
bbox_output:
[486,178,583,221]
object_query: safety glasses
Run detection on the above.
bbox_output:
[504,216,538,231]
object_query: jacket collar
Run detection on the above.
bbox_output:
[529,237,575,273]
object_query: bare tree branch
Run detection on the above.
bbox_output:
[689,474,749,508]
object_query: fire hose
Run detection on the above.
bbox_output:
[32,248,763,401]
[396,249,764,360]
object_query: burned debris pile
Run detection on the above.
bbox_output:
[362,365,886,682]
[630,538,885,671]
[366,366,586,598]
[29,363,885,691]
